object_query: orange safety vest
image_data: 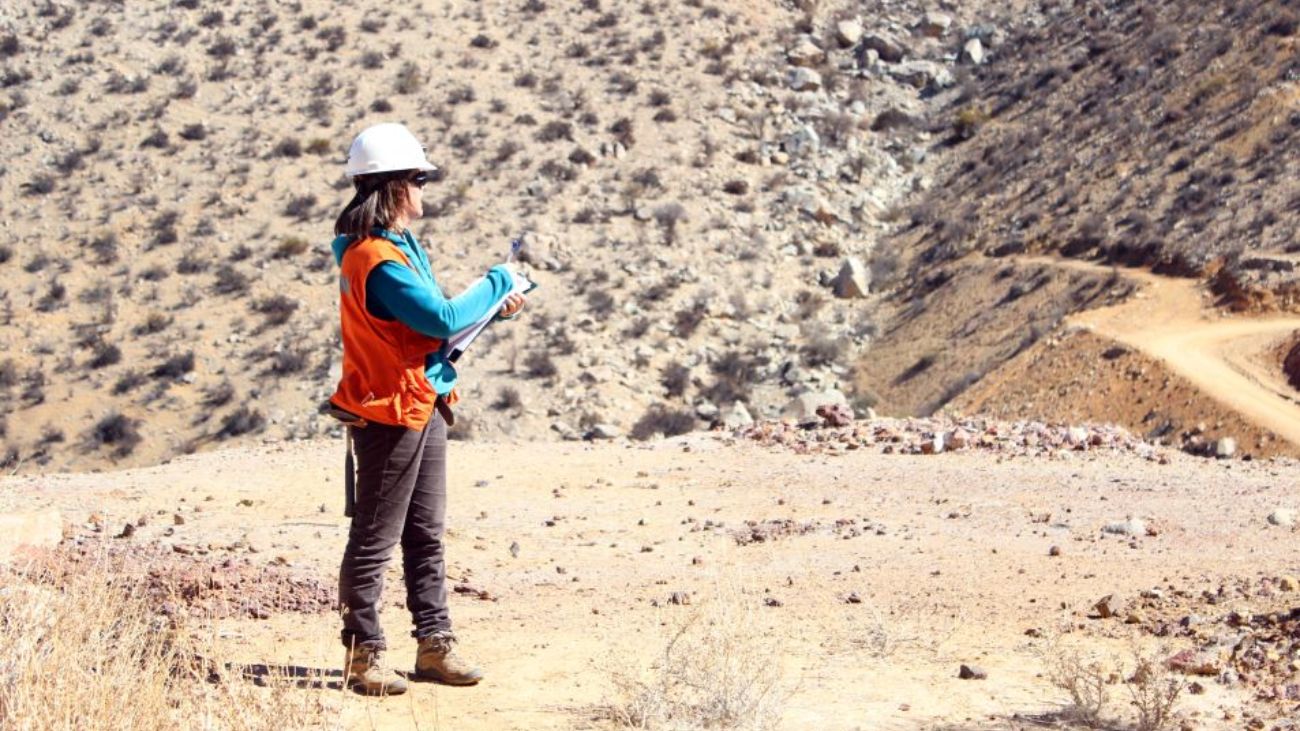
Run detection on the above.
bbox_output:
[331,236,446,430]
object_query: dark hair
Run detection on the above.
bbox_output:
[333,170,414,239]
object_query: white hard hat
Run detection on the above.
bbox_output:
[345,122,438,178]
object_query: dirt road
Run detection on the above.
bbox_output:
[1025,258,1300,448]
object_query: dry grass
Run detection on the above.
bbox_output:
[602,583,788,730]
[0,549,341,730]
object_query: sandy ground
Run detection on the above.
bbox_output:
[4,434,1299,730]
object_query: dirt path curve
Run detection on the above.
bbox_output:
[1023,256,1300,446]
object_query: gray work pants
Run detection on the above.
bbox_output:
[338,416,449,650]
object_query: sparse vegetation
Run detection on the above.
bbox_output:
[630,404,696,440]
[85,412,143,458]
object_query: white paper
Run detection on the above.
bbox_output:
[445,267,533,361]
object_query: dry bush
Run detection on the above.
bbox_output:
[1128,648,1183,731]
[1042,640,1113,727]
[0,550,339,730]
[602,584,787,730]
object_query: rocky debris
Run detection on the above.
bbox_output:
[8,538,334,620]
[781,389,851,427]
[831,257,870,299]
[786,66,822,92]
[859,33,907,64]
[917,13,952,38]
[731,517,866,546]
[739,417,1155,460]
[668,591,691,606]
[1102,517,1148,537]
[785,36,825,68]
[1215,437,1238,459]
[586,423,621,440]
[1093,594,1121,619]
[834,20,864,47]
[1266,508,1296,527]
[452,583,495,601]
[960,38,986,65]
[1089,577,1300,707]
[720,402,754,430]
[816,403,854,428]
[958,664,987,680]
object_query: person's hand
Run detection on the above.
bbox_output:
[498,293,526,319]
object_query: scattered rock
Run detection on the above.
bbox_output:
[785,36,824,68]
[917,12,952,38]
[720,401,754,430]
[1167,649,1221,676]
[816,403,854,428]
[1279,575,1298,592]
[1094,594,1120,619]
[1048,545,1061,557]
[763,597,783,608]
[1214,437,1237,459]
[782,390,851,426]
[835,19,864,47]
[859,33,907,64]
[831,257,870,299]
[786,66,822,92]
[1103,517,1147,537]
[920,433,945,455]
[960,37,985,65]
[586,423,621,440]
[668,591,690,605]
[958,664,987,680]
[1267,508,1295,527]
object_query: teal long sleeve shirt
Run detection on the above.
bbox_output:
[332,229,513,395]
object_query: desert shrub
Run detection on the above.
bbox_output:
[0,244,11,264]
[273,137,302,158]
[140,129,169,150]
[702,350,766,404]
[359,17,385,33]
[265,349,309,375]
[494,141,522,163]
[394,61,424,94]
[25,174,55,196]
[0,358,17,389]
[723,180,754,197]
[150,352,195,380]
[536,121,573,143]
[218,406,266,438]
[87,233,119,264]
[569,147,595,166]
[492,386,522,411]
[672,303,706,338]
[253,295,298,327]
[586,288,615,311]
[630,404,696,440]
[273,236,310,259]
[524,351,558,379]
[85,412,143,457]
[36,281,67,313]
[652,108,677,123]
[176,253,209,275]
[207,35,238,58]
[202,381,235,408]
[660,363,690,398]
[801,332,845,367]
[514,71,537,87]
[609,117,634,148]
[447,86,475,105]
[284,195,317,221]
[623,316,651,339]
[470,34,496,49]
[112,370,146,395]
[133,313,173,336]
[653,203,687,244]
[88,343,122,370]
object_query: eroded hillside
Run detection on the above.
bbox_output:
[0,0,1031,472]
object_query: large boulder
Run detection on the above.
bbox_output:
[859,33,908,64]
[835,19,864,47]
[785,36,825,67]
[831,257,870,299]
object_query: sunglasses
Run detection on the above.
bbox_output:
[409,171,435,188]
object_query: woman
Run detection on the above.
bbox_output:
[329,122,525,696]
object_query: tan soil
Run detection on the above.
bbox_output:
[4,436,1298,729]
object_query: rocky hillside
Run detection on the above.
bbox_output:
[860,0,1300,415]
[0,0,1036,472]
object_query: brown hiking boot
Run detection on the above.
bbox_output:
[345,645,409,696]
[413,632,483,685]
